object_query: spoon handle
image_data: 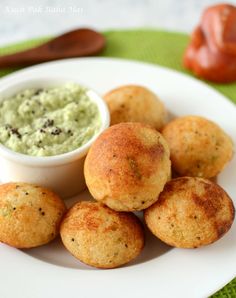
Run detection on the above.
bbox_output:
[0,48,50,68]
[0,28,105,68]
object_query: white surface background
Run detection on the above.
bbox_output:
[0,1,236,297]
[1,0,236,46]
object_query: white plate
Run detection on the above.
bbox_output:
[0,58,235,298]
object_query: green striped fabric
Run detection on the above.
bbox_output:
[0,29,235,297]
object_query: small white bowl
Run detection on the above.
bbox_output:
[0,76,110,198]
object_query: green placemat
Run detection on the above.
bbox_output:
[1,29,236,104]
[0,29,235,297]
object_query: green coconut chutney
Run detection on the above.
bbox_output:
[0,83,101,156]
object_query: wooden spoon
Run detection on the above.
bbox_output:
[0,28,106,68]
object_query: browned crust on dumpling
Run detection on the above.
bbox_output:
[84,122,171,211]
[104,85,167,130]
[0,182,66,248]
[60,201,144,268]
[144,177,235,248]
[162,115,234,178]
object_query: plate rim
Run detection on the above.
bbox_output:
[0,56,235,298]
[1,56,236,111]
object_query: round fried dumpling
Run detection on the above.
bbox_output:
[60,201,144,268]
[162,115,233,178]
[0,182,66,248]
[84,122,171,211]
[104,85,166,130]
[144,177,235,248]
